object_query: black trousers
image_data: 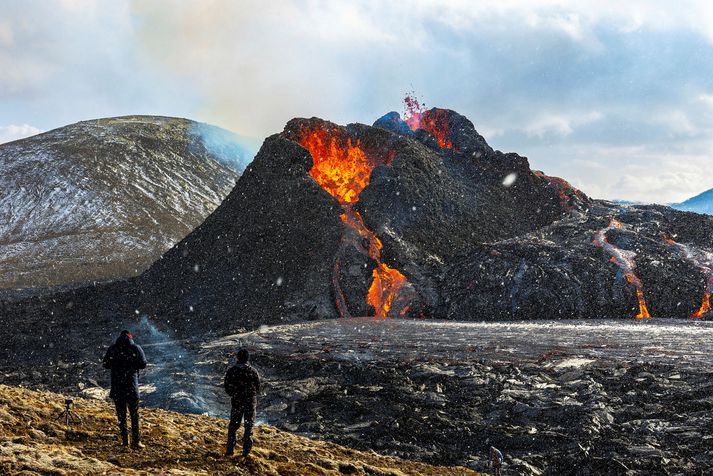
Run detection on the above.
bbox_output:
[227,399,256,455]
[114,398,140,444]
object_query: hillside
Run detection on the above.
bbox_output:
[673,187,713,215]
[4,107,713,347]
[0,385,480,476]
[0,116,247,294]
[117,109,578,333]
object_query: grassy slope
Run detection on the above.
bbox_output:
[0,385,481,475]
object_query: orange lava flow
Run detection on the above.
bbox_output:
[692,292,711,318]
[300,128,372,204]
[341,209,408,317]
[623,272,651,319]
[420,110,454,149]
[594,219,651,319]
[403,96,453,149]
[298,125,408,318]
[662,233,713,318]
[533,170,587,209]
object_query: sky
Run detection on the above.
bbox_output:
[2,0,713,203]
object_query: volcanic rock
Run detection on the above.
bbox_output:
[4,317,713,474]
[442,203,713,320]
[135,134,344,331]
[4,106,713,344]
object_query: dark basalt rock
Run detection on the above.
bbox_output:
[2,107,713,345]
[136,135,344,332]
[441,203,713,320]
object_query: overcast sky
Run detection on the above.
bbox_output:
[2,0,713,203]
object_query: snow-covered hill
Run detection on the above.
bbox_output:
[672,187,713,215]
[0,115,249,293]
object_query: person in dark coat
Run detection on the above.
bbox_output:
[490,446,503,476]
[103,330,147,449]
[224,348,260,457]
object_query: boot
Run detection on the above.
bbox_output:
[226,431,236,457]
[242,435,253,457]
[225,441,235,457]
[131,432,144,450]
[120,428,129,447]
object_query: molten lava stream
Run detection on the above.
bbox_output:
[662,234,713,318]
[341,208,408,318]
[298,126,409,318]
[593,219,651,319]
[692,293,711,318]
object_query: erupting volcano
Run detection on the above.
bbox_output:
[662,234,713,318]
[297,125,408,318]
[403,96,454,149]
[593,219,651,319]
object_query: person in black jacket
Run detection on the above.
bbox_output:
[224,348,260,457]
[102,330,147,449]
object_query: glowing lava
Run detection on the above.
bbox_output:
[593,219,651,319]
[298,125,409,318]
[403,96,454,149]
[299,128,372,204]
[662,233,713,318]
[693,293,712,318]
[341,209,408,317]
[533,170,587,209]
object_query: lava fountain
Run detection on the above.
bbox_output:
[662,234,713,318]
[403,96,454,149]
[593,219,651,319]
[298,126,408,318]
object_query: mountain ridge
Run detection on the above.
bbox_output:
[672,186,713,215]
[0,115,248,293]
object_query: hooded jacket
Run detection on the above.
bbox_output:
[103,333,147,401]
[224,363,260,404]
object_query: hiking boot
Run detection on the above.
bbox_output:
[131,441,145,450]
[242,437,253,457]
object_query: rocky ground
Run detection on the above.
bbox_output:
[3,318,711,475]
[0,384,479,475]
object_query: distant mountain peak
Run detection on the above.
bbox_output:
[672,187,713,216]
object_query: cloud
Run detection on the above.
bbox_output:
[519,141,713,203]
[0,20,13,46]
[2,0,713,203]
[0,124,42,144]
[0,0,199,127]
[524,111,603,138]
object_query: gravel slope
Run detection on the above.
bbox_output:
[0,384,480,476]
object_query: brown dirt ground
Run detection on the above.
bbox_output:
[0,385,481,475]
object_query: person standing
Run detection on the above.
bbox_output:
[224,348,260,457]
[490,446,504,476]
[103,330,147,449]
